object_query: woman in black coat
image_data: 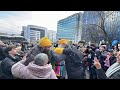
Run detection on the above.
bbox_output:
[93,51,120,79]
[0,45,21,79]
[0,40,6,61]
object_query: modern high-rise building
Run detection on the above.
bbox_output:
[104,11,120,41]
[57,12,83,43]
[47,30,57,43]
[82,11,120,43]
[81,11,102,43]
[22,25,47,43]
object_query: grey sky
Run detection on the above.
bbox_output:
[0,11,83,34]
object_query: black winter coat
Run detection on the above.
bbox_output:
[24,45,53,66]
[52,46,84,79]
[62,47,84,79]
[1,55,20,79]
[0,46,6,61]
[24,45,43,66]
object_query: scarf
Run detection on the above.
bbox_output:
[105,62,120,78]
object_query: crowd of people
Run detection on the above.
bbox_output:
[0,37,120,79]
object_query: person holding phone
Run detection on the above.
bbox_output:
[94,51,120,79]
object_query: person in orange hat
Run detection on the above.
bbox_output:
[54,39,68,79]
[24,37,52,66]
[58,39,68,48]
[53,40,84,79]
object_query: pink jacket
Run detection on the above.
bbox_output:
[54,62,60,76]
[11,60,57,79]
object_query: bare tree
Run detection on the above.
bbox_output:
[83,24,105,44]
[107,17,120,42]
[87,11,115,46]
[83,11,120,45]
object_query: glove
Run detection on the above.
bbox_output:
[54,48,64,54]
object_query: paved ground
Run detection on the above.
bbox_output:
[85,67,90,79]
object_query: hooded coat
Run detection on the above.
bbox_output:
[11,60,57,79]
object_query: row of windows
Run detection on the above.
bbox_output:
[58,17,77,23]
[58,25,77,29]
[57,33,74,36]
[58,29,75,32]
[58,21,77,26]
[30,33,36,35]
[30,35,40,37]
[58,21,76,26]
[58,35,74,38]
[57,14,82,41]
[57,31,74,34]
[30,34,40,36]
[59,16,77,23]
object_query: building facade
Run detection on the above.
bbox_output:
[57,12,83,43]
[23,25,47,43]
[81,11,102,43]
[104,11,120,42]
[82,11,120,44]
[47,30,56,43]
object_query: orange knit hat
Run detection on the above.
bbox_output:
[58,39,67,45]
[54,48,64,54]
[38,37,52,47]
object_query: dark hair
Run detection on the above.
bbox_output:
[112,45,119,51]
[90,43,95,47]
[108,49,113,53]
[4,45,16,55]
[86,46,91,49]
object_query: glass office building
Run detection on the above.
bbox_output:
[81,11,102,43]
[57,12,83,43]
[104,11,120,41]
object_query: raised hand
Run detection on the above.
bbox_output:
[94,57,101,69]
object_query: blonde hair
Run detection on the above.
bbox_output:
[16,46,22,53]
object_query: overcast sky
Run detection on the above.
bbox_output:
[0,11,83,34]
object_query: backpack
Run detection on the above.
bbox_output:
[68,45,84,66]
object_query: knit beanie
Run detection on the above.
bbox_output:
[54,48,64,54]
[58,39,67,45]
[38,37,52,47]
[34,53,49,66]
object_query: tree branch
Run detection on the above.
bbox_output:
[97,11,104,22]
[88,24,103,30]
[104,11,114,20]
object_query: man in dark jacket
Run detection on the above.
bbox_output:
[108,49,117,66]
[54,45,84,79]
[0,45,20,79]
[0,40,6,61]
[24,37,52,66]
[98,45,108,71]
